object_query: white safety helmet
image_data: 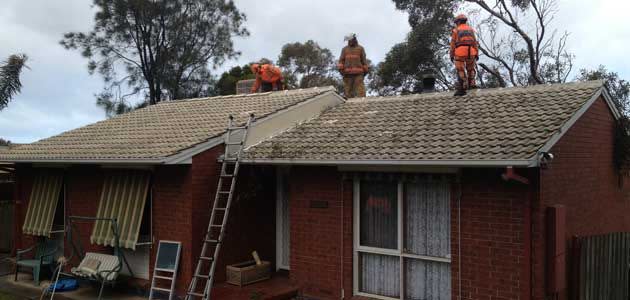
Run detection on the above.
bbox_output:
[344,33,357,41]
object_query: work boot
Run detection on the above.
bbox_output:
[454,89,466,96]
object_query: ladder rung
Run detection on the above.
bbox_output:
[200,256,214,261]
[204,238,219,243]
[229,126,247,130]
[220,174,233,178]
[194,274,212,279]
[218,191,230,194]
[152,287,172,292]
[225,142,243,146]
[210,224,222,228]
[215,207,226,211]
[153,275,173,280]
[187,292,205,297]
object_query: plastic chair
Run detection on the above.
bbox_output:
[15,238,58,286]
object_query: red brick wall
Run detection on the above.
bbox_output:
[287,166,347,299]
[287,166,533,300]
[11,146,276,295]
[454,168,533,300]
[189,146,276,284]
[151,164,193,294]
[536,97,630,299]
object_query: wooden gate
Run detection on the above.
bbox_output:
[572,232,630,300]
[0,200,13,253]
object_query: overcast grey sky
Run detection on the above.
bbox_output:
[1,0,628,143]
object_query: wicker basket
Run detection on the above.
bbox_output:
[226,260,271,286]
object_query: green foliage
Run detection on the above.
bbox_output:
[277,40,341,90]
[215,64,255,95]
[577,65,630,173]
[61,0,248,116]
[0,54,28,110]
[614,116,630,174]
[577,65,630,115]
[371,0,458,94]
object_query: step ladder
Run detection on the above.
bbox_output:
[149,267,177,300]
[185,114,255,300]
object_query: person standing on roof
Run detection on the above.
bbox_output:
[338,33,369,98]
[250,60,285,93]
[450,14,479,96]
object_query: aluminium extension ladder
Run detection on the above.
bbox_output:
[185,114,255,300]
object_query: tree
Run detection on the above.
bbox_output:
[215,64,255,95]
[375,0,574,94]
[577,66,630,116]
[61,0,248,116]
[277,40,341,90]
[371,0,458,95]
[467,0,574,86]
[0,138,10,146]
[0,54,28,110]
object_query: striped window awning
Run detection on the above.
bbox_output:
[22,171,63,237]
[91,170,150,250]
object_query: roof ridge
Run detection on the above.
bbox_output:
[154,85,336,105]
[346,80,605,103]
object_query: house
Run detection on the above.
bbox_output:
[1,80,629,300]
[0,86,343,293]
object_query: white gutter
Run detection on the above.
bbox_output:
[239,158,534,167]
[2,158,165,165]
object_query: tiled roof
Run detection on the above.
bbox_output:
[0,87,334,162]
[243,81,609,165]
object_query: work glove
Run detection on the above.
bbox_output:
[450,56,454,63]
[475,56,479,61]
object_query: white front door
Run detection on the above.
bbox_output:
[276,168,290,270]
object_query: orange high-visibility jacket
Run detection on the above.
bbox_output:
[450,23,479,59]
[337,45,368,76]
[252,64,284,92]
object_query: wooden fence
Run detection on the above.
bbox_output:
[573,232,630,300]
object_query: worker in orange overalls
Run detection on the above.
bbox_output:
[338,33,368,98]
[250,63,284,93]
[450,14,479,96]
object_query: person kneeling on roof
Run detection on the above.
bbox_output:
[250,60,285,93]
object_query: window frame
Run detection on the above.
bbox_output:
[352,177,451,300]
[49,182,66,235]
[135,185,154,247]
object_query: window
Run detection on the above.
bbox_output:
[51,184,65,233]
[354,177,451,300]
[91,170,151,250]
[22,171,63,237]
